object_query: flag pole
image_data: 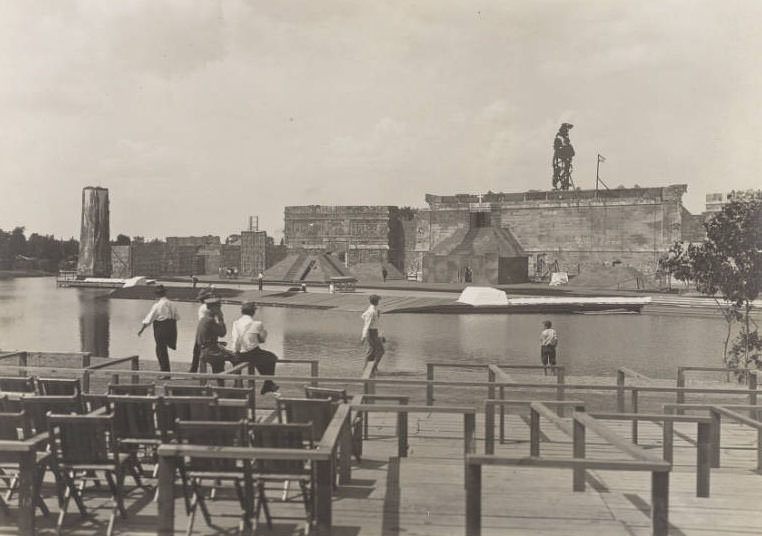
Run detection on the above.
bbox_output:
[596,154,601,198]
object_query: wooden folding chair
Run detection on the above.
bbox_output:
[35,377,82,396]
[107,396,164,475]
[20,395,84,435]
[276,398,334,442]
[304,386,363,461]
[0,410,51,517]
[211,385,256,418]
[163,384,210,397]
[250,423,313,530]
[158,396,218,442]
[175,419,253,535]
[47,413,143,536]
[0,376,35,394]
[108,383,156,396]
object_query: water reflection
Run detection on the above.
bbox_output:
[77,290,110,357]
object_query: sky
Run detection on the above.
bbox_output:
[1,0,761,241]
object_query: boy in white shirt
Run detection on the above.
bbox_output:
[361,294,385,364]
[232,302,279,395]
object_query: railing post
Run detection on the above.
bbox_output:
[464,412,476,455]
[426,364,434,405]
[363,380,374,440]
[339,418,352,484]
[18,351,27,377]
[697,421,711,498]
[465,461,481,536]
[82,353,92,393]
[616,369,625,413]
[631,389,639,444]
[662,420,674,464]
[676,367,685,415]
[18,449,37,536]
[398,412,408,457]
[556,366,566,417]
[111,373,119,386]
[573,416,585,491]
[199,360,208,386]
[487,367,495,406]
[530,407,540,457]
[485,402,495,455]
[709,409,721,468]
[651,471,669,536]
[499,386,505,445]
[157,453,176,536]
[247,362,255,390]
[749,371,758,409]
[314,458,333,536]
[131,356,140,385]
[311,361,319,387]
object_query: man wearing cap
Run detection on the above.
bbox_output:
[189,289,212,373]
[138,285,179,372]
[232,302,280,395]
[361,294,385,364]
[195,297,236,378]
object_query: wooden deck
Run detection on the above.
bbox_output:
[4,411,762,535]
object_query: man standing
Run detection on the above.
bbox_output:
[257,271,264,292]
[195,297,235,377]
[361,294,385,364]
[381,266,388,283]
[232,302,280,395]
[189,289,212,373]
[540,320,559,376]
[138,285,179,373]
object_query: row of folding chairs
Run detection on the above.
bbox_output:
[0,375,81,396]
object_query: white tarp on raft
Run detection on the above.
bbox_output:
[456,286,509,306]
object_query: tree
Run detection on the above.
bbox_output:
[688,190,762,377]
[114,234,131,246]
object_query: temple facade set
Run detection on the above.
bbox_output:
[78,184,706,284]
[279,184,705,284]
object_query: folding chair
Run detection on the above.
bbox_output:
[250,423,313,530]
[107,396,164,477]
[0,410,51,517]
[47,413,143,536]
[0,376,35,394]
[211,385,256,418]
[35,377,82,396]
[175,419,253,535]
[108,383,156,396]
[158,396,218,442]
[163,385,211,397]
[20,395,84,435]
[304,386,363,461]
[276,398,334,442]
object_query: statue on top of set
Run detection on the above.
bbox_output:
[552,123,575,190]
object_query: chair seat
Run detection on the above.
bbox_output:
[186,470,247,480]
[61,452,134,472]
[120,438,162,446]
[254,472,310,481]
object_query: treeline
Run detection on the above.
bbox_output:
[0,227,79,273]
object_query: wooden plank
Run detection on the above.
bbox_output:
[350,404,475,414]
[530,402,573,437]
[573,412,663,464]
[157,453,176,536]
[591,412,712,423]
[156,444,331,461]
[466,454,670,472]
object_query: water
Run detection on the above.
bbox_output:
[0,277,728,379]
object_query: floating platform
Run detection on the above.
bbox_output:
[392,296,651,314]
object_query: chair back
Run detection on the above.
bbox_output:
[216,398,250,422]
[107,395,160,440]
[0,411,32,462]
[0,376,35,394]
[250,423,312,476]
[20,395,83,434]
[175,419,247,473]
[36,377,82,396]
[159,396,217,437]
[164,385,210,397]
[304,386,348,403]
[276,398,334,442]
[108,383,156,396]
[47,414,114,465]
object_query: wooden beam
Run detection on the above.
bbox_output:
[465,462,481,536]
[466,455,670,472]
[157,453,176,536]
[573,412,663,464]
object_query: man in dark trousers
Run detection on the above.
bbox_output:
[540,320,559,376]
[195,297,236,379]
[232,302,280,395]
[138,285,179,372]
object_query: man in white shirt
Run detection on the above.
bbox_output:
[138,285,179,372]
[540,320,559,376]
[232,302,279,395]
[361,294,385,364]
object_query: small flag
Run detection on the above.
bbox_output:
[598,154,606,163]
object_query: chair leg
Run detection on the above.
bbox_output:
[0,492,11,517]
[255,481,272,529]
[3,474,18,503]
[192,479,212,527]
[62,471,87,516]
[35,466,50,517]
[281,480,290,501]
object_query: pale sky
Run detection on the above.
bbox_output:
[1,0,761,240]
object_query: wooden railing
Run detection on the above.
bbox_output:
[82,355,139,392]
[676,367,758,412]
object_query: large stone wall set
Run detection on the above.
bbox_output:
[77,187,111,277]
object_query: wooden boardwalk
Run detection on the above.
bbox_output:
[5,411,762,535]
